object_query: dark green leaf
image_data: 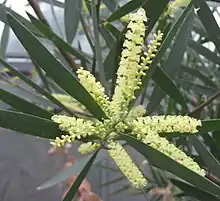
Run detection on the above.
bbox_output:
[143,0,170,34]
[32,60,51,93]
[0,59,74,115]
[190,136,220,179]
[199,119,220,133]
[91,1,108,89]
[0,3,42,36]
[0,88,52,119]
[151,67,188,109]
[99,23,115,49]
[39,150,106,189]
[180,65,217,88]
[79,13,95,53]
[27,13,90,62]
[0,23,9,59]
[7,14,106,120]
[102,0,117,12]
[171,178,220,201]
[192,0,220,53]
[0,82,52,107]
[107,0,146,22]
[147,8,193,113]
[176,79,217,96]
[64,0,82,43]
[188,40,220,64]
[121,134,220,197]
[63,150,99,201]
[104,22,120,39]
[0,109,60,138]
[139,1,193,107]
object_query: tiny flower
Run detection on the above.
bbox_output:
[78,142,101,155]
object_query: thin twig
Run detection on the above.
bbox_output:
[27,0,78,71]
[188,90,220,116]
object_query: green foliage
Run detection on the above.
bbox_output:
[1,0,220,201]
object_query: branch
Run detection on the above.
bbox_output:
[188,90,220,116]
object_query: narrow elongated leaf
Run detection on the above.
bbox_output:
[176,79,217,96]
[7,14,106,120]
[147,9,193,113]
[199,119,220,133]
[180,65,217,88]
[104,23,120,39]
[0,23,9,59]
[0,109,60,138]
[188,40,220,64]
[64,0,82,43]
[0,59,74,115]
[171,179,220,201]
[63,150,99,201]
[27,13,90,62]
[79,13,95,53]
[121,134,220,197]
[39,150,106,189]
[0,3,42,36]
[151,67,187,109]
[107,0,146,22]
[0,88,52,119]
[102,0,117,12]
[91,1,108,89]
[0,82,52,107]
[143,0,170,34]
[191,136,220,179]
[139,1,193,103]
[99,24,115,49]
[192,0,220,53]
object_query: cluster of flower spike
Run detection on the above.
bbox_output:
[51,8,204,189]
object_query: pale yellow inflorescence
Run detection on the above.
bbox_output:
[111,8,148,115]
[51,115,95,147]
[142,132,205,176]
[132,115,202,139]
[108,141,147,188]
[76,67,110,116]
[78,142,101,155]
[50,8,205,188]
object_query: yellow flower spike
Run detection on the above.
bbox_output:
[76,67,110,116]
[111,8,148,115]
[132,115,201,136]
[141,30,163,69]
[108,141,147,188]
[142,133,205,176]
[78,142,101,155]
[51,115,95,148]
